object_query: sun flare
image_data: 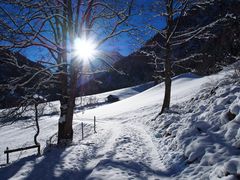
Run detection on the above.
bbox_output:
[73,37,97,62]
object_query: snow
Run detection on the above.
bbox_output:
[33,94,45,101]
[80,72,204,119]
[0,69,240,179]
[58,115,65,123]
[229,97,240,115]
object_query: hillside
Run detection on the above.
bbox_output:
[0,50,51,108]
[78,51,124,87]
[1,1,238,99]
[0,63,239,179]
[81,0,240,95]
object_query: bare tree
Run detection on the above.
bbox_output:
[150,0,201,114]
[143,0,233,115]
[0,52,50,147]
[0,0,135,145]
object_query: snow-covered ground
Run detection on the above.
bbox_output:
[0,81,154,165]
[0,67,239,179]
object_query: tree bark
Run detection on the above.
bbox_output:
[160,0,173,114]
[161,55,172,113]
[34,103,40,146]
[57,58,79,145]
[58,100,73,145]
[57,0,75,145]
[57,61,79,145]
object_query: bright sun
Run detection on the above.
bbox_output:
[73,37,97,62]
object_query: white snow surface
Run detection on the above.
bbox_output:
[0,70,240,180]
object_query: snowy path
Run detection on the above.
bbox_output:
[0,119,170,180]
[85,120,169,179]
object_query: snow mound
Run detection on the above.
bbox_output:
[147,71,240,179]
[229,97,240,118]
[210,158,240,179]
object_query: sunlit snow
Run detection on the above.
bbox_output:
[0,70,239,179]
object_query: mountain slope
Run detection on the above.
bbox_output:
[0,50,47,108]
[0,64,239,179]
[82,0,240,95]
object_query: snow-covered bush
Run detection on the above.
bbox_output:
[223,61,240,83]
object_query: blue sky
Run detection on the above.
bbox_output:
[19,0,166,61]
[101,0,166,56]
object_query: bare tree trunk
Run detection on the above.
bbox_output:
[57,14,72,144]
[58,85,72,144]
[34,103,40,145]
[160,0,173,114]
[58,99,73,145]
[57,60,77,145]
[58,60,79,144]
[161,46,172,113]
[58,103,74,145]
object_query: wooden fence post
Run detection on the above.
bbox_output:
[94,116,97,133]
[6,147,9,164]
[81,122,84,140]
[37,145,40,155]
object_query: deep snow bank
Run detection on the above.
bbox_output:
[146,70,240,179]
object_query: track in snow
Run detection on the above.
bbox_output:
[83,120,170,180]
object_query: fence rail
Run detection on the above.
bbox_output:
[4,144,40,164]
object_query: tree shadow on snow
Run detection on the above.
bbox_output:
[24,142,104,180]
[0,155,38,180]
[0,131,105,180]
[82,138,181,179]
[0,147,68,180]
[89,158,172,179]
[0,131,187,180]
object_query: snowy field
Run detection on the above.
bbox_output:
[0,69,239,179]
[0,82,155,165]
